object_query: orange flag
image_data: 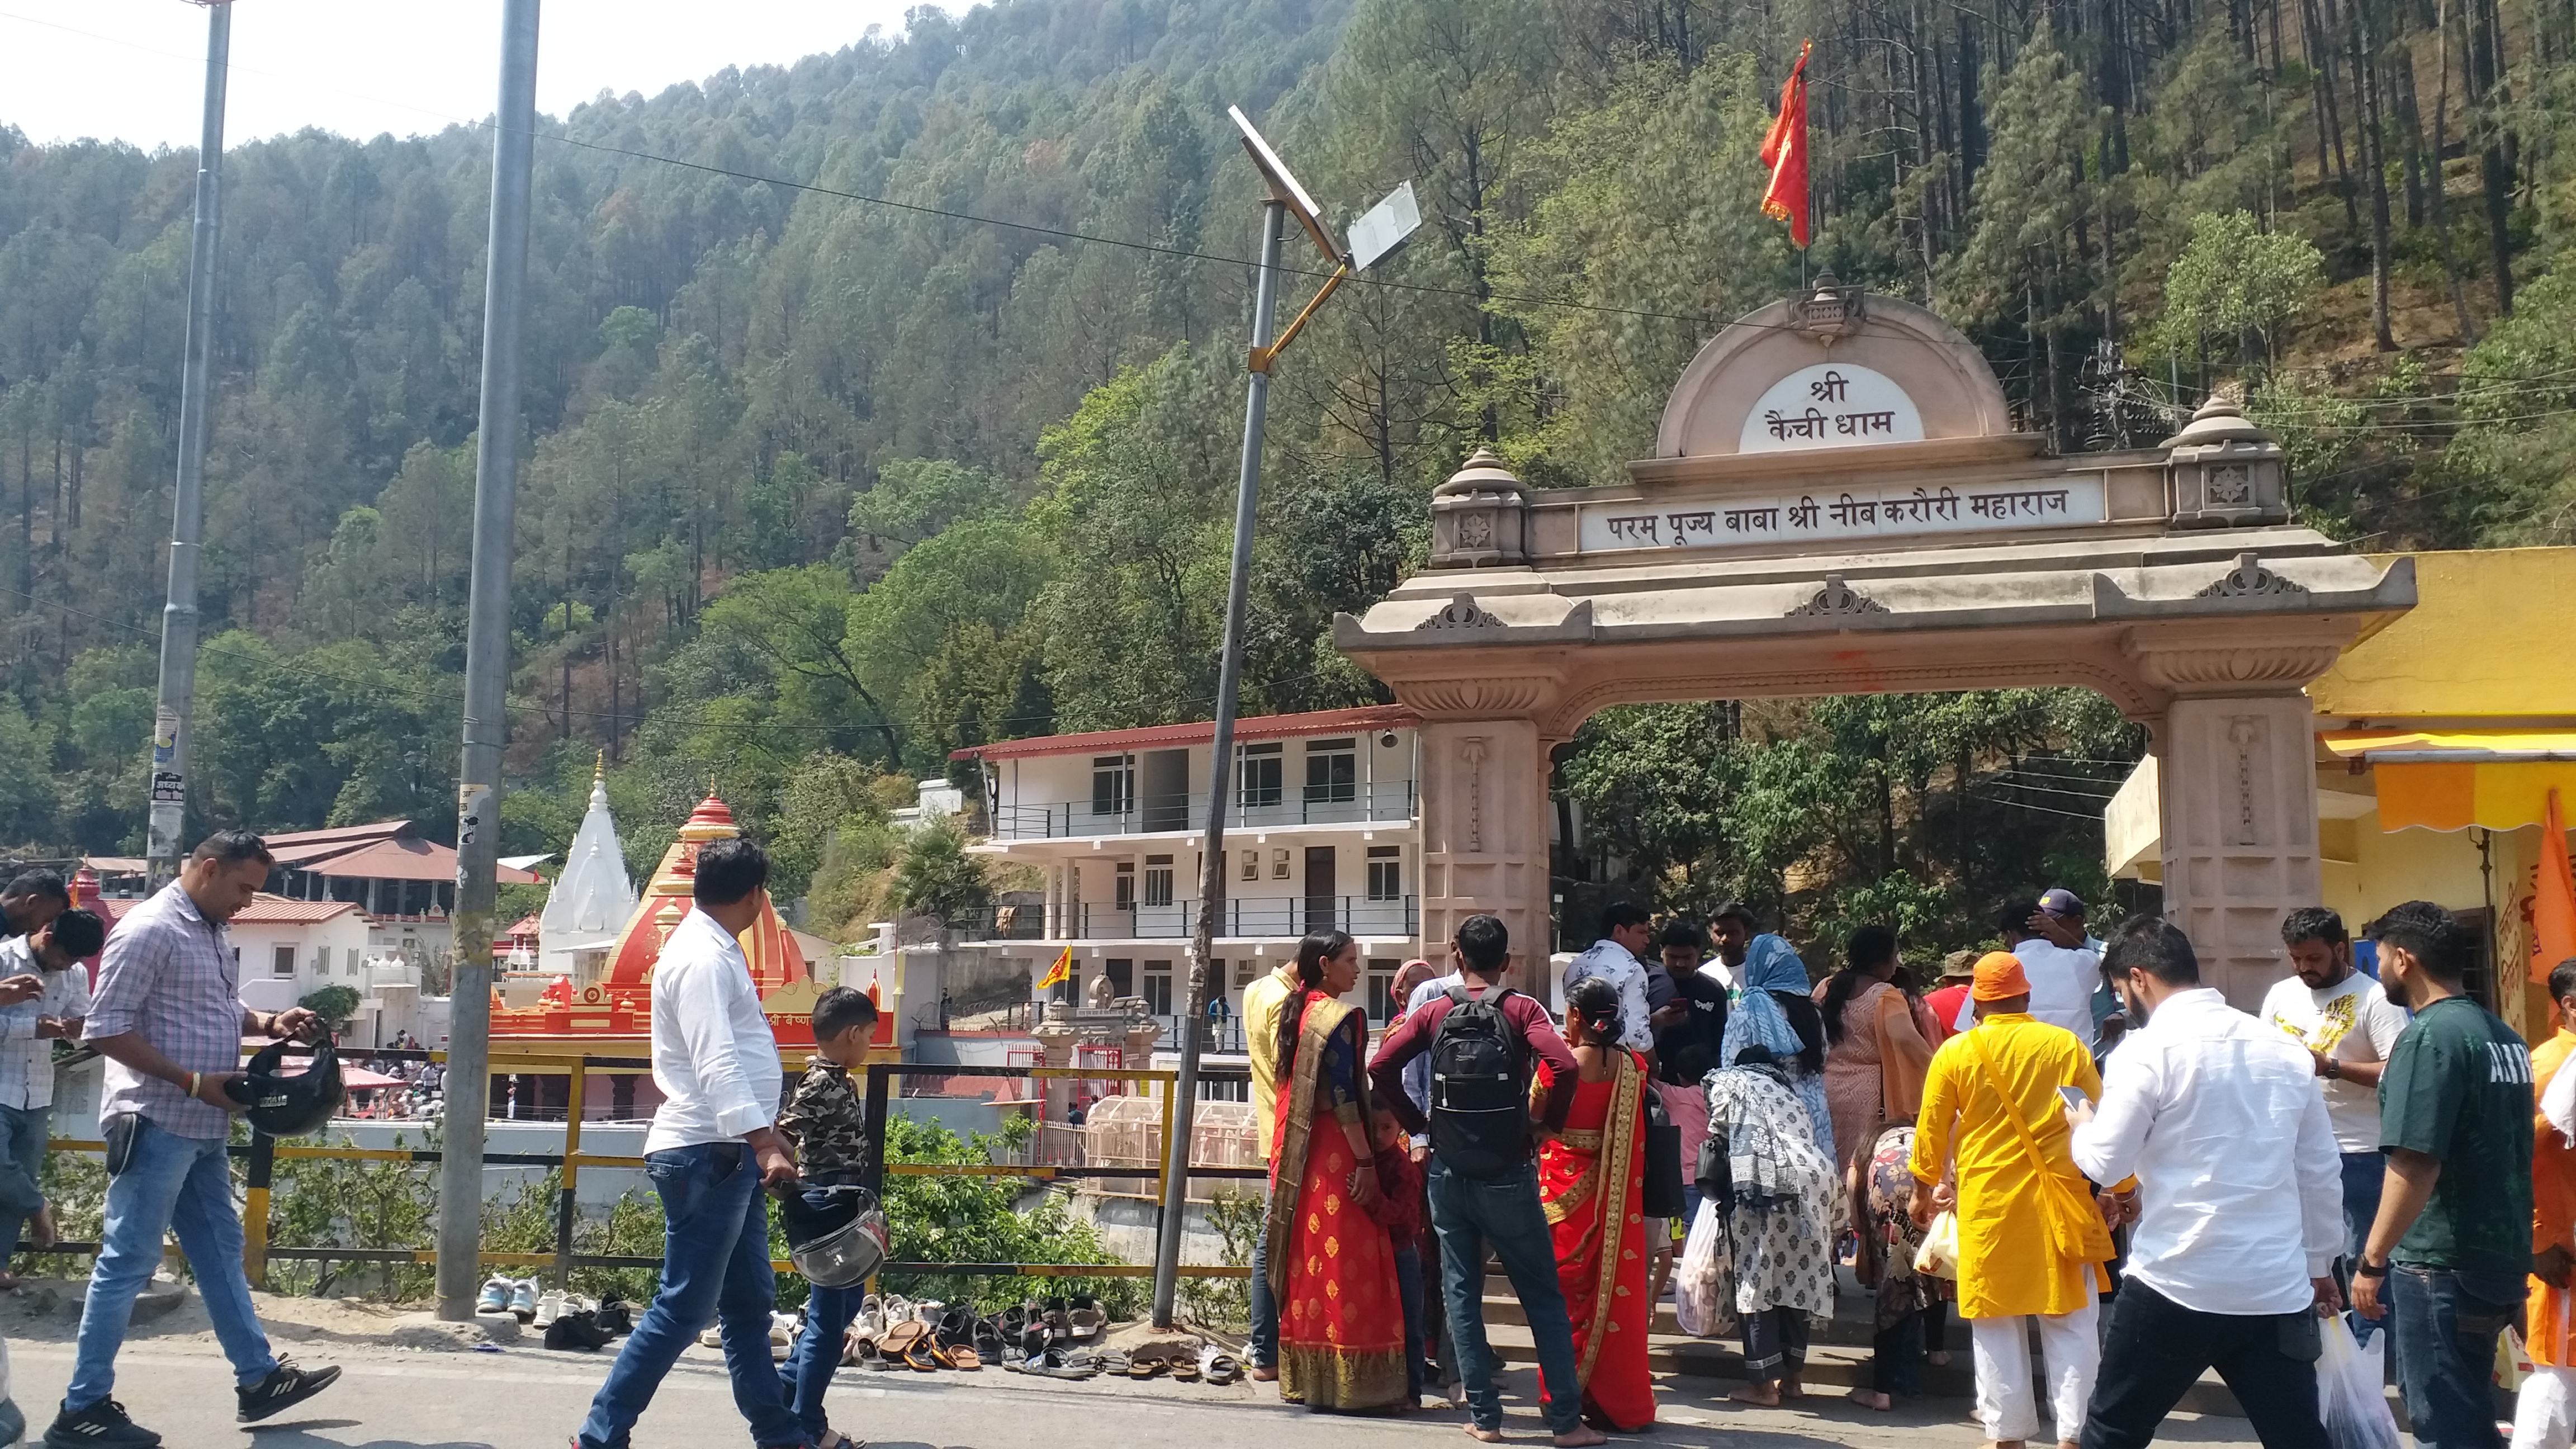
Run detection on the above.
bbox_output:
[2536,788,2576,983]
[1760,40,1816,249]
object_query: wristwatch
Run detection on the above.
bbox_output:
[2353,1258,2389,1278]
[2323,1057,2341,1080]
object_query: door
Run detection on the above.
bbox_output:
[1304,846,1336,934]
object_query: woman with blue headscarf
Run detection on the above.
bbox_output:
[1706,933,1839,1406]
[1719,935,1832,1164]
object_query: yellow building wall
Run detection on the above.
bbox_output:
[2310,548,2576,719]
[2324,817,2555,1042]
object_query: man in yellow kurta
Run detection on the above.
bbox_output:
[2513,959,2576,1449]
[1243,958,1299,1385]
[1911,953,2122,1449]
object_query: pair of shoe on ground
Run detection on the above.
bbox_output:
[1001,1341,1238,1385]
[40,1361,339,1446]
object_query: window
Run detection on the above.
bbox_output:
[1143,855,1175,908]
[1238,742,1284,808]
[1231,959,1254,989]
[1240,850,1258,883]
[1091,755,1135,817]
[1114,862,1137,912]
[272,945,296,978]
[1304,738,1357,803]
[1143,961,1173,1016]
[1366,958,1400,1019]
[347,947,363,976]
[1271,847,1291,880]
[1367,845,1403,901]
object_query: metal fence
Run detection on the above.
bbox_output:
[35,1045,1256,1287]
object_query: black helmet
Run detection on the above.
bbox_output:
[224,1038,343,1137]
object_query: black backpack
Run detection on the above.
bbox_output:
[1429,985,1531,1179]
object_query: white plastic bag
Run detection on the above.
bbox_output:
[1673,1198,1737,1339]
[1914,1210,1961,1280]
[2318,1312,2401,1449]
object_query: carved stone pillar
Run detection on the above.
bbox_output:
[2128,620,2345,1007]
[1415,716,1557,995]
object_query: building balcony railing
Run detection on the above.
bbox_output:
[986,780,1417,841]
[948,894,1420,944]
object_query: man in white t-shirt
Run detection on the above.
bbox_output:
[2260,906,2407,1314]
[1950,898,2099,1042]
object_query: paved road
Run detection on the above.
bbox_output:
[0,1335,2270,1449]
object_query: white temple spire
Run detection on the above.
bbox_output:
[537,752,638,976]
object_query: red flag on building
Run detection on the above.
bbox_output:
[1760,40,1815,249]
[2535,788,2576,983]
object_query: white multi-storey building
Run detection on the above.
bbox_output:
[946,704,1427,1036]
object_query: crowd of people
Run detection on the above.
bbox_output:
[1215,887,2570,1449]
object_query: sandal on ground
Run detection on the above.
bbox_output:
[1170,1357,1201,1383]
[876,1320,927,1358]
[903,1338,938,1372]
[1199,1346,1240,1385]
[1126,1355,1166,1379]
[948,1344,983,1371]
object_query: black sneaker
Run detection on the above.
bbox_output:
[234,1361,342,1423]
[546,1311,613,1351]
[42,1399,160,1448]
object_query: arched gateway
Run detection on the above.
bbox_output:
[1332,283,2416,1007]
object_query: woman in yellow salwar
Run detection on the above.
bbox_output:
[1265,929,1407,1413]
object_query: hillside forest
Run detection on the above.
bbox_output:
[1,0,2570,953]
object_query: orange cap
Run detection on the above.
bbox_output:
[1969,950,2030,1002]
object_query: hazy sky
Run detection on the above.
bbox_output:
[0,1,925,150]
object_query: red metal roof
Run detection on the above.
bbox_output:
[276,835,539,884]
[950,704,1420,763]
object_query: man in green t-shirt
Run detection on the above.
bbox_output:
[2351,900,2535,1449]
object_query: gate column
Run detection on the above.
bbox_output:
[2129,621,2349,1007]
[1403,673,1564,996]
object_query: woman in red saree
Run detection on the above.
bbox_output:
[1265,929,1407,1413]
[1536,977,1657,1432]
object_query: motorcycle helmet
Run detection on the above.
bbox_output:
[224,1036,344,1137]
[780,1185,888,1289]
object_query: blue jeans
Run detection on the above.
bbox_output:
[1248,1183,1277,1370]
[0,1102,48,1262]
[66,1116,276,1410]
[2390,1264,2523,1449]
[1394,1244,1427,1402]
[1427,1158,1583,1434]
[2340,1152,2388,1330]
[778,1190,864,1444]
[577,1143,802,1449]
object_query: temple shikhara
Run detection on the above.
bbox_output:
[490,783,847,1051]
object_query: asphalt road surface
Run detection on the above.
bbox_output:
[0,1334,2273,1449]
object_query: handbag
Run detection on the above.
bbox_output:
[1642,1085,1685,1220]
[1914,1209,1961,1279]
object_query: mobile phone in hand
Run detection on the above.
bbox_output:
[2056,1086,2091,1111]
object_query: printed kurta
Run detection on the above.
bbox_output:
[1817,978,1938,1180]
[1908,1013,2113,1320]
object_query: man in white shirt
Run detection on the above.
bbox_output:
[1562,901,1657,1059]
[2261,907,2408,1309]
[1953,899,2099,1042]
[2068,915,2342,1449]
[0,907,97,1288]
[575,839,808,1449]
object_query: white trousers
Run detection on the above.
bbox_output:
[1970,1300,2100,1445]
[2516,1366,2576,1449]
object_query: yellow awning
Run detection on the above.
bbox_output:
[2322,730,2576,831]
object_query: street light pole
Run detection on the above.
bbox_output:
[437,0,541,1322]
[1154,198,1286,1330]
[145,0,232,887]
[1148,111,1415,1330]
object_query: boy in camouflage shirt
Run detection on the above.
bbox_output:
[776,987,882,1448]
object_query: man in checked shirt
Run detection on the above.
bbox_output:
[44,832,340,1449]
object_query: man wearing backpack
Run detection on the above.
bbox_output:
[1370,915,1602,1447]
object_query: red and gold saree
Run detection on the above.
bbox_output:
[1265,991,1406,1412]
[1537,1049,1656,1432]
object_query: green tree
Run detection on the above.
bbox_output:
[886,817,992,928]
[2150,211,2327,369]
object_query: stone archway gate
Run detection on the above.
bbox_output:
[1334,285,2415,1006]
